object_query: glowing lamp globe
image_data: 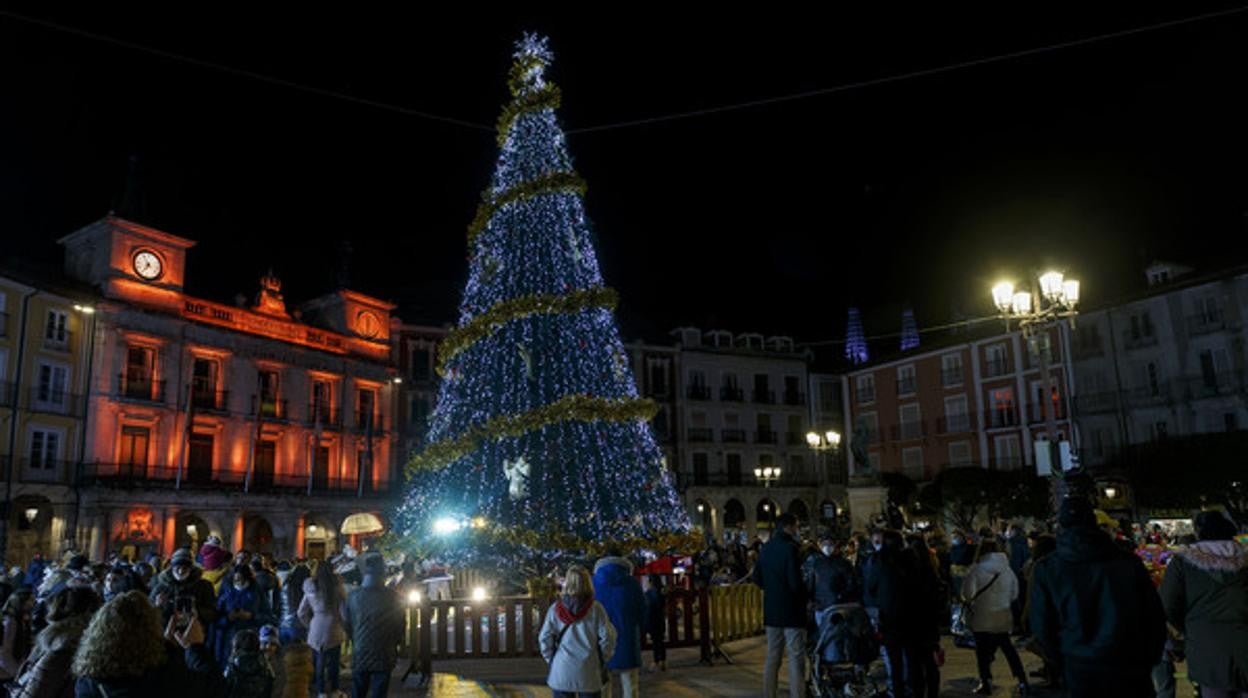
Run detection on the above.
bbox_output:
[1039,271,1065,301]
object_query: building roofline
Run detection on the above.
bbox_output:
[57,215,198,250]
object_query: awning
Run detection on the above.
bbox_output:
[340,512,385,535]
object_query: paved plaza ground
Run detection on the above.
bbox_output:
[389,635,1197,697]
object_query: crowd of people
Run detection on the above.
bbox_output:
[0,537,404,698]
[745,498,1247,698]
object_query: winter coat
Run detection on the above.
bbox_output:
[201,566,229,595]
[10,612,92,698]
[197,544,232,576]
[751,528,807,628]
[295,578,345,651]
[644,588,665,636]
[591,557,645,670]
[539,596,617,694]
[949,542,975,568]
[1029,525,1166,681]
[278,578,305,641]
[1160,540,1248,691]
[74,641,222,698]
[279,643,313,698]
[216,583,263,663]
[343,573,404,673]
[1008,536,1030,577]
[961,552,1018,634]
[252,571,279,625]
[149,567,219,627]
[223,649,275,698]
[863,547,923,644]
[804,553,859,609]
[1,611,33,679]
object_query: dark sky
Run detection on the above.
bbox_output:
[3,6,1248,346]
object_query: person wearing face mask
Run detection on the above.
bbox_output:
[151,547,219,631]
[803,534,859,612]
[215,565,263,664]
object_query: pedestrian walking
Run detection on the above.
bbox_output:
[592,552,645,698]
[343,553,403,698]
[962,539,1028,695]
[540,565,617,698]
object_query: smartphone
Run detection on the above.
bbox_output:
[175,596,194,615]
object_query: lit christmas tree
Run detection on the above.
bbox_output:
[900,305,920,351]
[845,307,869,365]
[393,35,690,576]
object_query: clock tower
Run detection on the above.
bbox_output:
[58,215,196,311]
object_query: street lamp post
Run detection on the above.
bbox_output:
[806,430,842,484]
[992,271,1080,514]
[754,466,781,488]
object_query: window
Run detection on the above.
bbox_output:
[191,357,219,407]
[941,354,963,386]
[758,453,775,467]
[692,452,709,486]
[119,426,150,468]
[985,344,1009,377]
[29,428,60,469]
[789,454,804,472]
[786,414,803,437]
[783,375,801,404]
[688,369,706,388]
[948,441,972,467]
[993,435,1021,469]
[648,360,668,396]
[36,363,68,407]
[901,447,924,481]
[856,375,875,404]
[690,411,707,427]
[1028,334,1053,365]
[944,395,969,432]
[44,309,68,345]
[125,346,155,399]
[855,412,878,442]
[753,373,772,402]
[357,387,377,427]
[312,379,334,422]
[1152,421,1168,442]
[410,395,431,430]
[756,413,775,443]
[1130,312,1154,340]
[1146,362,1162,396]
[899,403,921,439]
[411,346,432,382]
[989,387,1015,428]
[1199,349,1230,389]
[896,365,916,396]
[1196,296,1222,325]
[818,380,839,411]
[726,453,742,485]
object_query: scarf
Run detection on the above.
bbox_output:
[554,593,593,625]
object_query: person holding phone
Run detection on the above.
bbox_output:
[151,548,218,631]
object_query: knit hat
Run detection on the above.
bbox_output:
[259,625,279,645]
[171,548,194,567]
[204,535,223,547]
[1058,496,1096,529]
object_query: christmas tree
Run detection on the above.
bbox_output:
[845,307,869,365]
[900,305,919,351]
[393,35,690,574]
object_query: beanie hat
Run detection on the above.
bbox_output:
[259,624,279,645]
[204,535,223,547]
[1058,496,1096,529]
[171,548,194,566]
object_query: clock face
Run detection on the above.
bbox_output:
[357,311,381,338]
[133,250,163,280]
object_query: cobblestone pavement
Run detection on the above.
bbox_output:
[390,635,1197,697]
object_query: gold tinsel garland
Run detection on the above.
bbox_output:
[495,83,562,146]
[406,394,658,474]
[465,170,587,246]
[436,286,617,376]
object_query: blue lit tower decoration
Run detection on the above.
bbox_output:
[900,305,920,351]
[845,307,869,365]
[394,35,690,572]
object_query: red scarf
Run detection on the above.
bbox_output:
[554,593,593,625]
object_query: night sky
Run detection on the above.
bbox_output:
[3,6,1248,347]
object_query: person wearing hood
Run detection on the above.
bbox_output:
[150,547,219,629]
[344,553,403,697]
[1,588,36,681]
[1029,496,1166,697]
[197,536,233,594]
[592,551,645,697]
[804,534,859,610]
[11,586,101,698]
[540,565,617,697]
[215,565,264,665]
[961,539,1028,695]
[223,629,274,698]
[1160,510,1248,697]
[298,561,346,697]
[72,590,222,697]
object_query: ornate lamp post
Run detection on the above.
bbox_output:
[754,466,781,488]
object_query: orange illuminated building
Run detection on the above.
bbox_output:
[54,216,398,561]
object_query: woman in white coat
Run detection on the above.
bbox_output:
[961,539,1030,696]
[540,565,617,698]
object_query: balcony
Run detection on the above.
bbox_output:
[896,378,917,396]
[721,428,747,443]
[191,388,230,413]
[27,387,84,416]
[890,421,925,441]
[306,402,342,429]
[1075,391,1118,414]
[355,412,386,432]
[80,462,394,496]
[42,330,72,352]
[983,358,1013,378]
[783,390,805,406]
[1184,373,1241,400]
[719,386,744,402]
[251,395,289,421]
[1027,403,1068,424]
[754,429,778,444]
[119,374,167,404]
[936,414,974,434]
[1187,313,1226,337]
[686,385,712,401]
[941,369,964,387]
[855,387,876,404]
[785,431,806,446]
[677,471,820,490]
[687,427,714,443]
[753,389,776,405]
[1123,384,1171,408]
[984,409,1019,429]
[1121,331,1158,351]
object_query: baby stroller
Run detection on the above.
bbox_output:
[807,603,882,697]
